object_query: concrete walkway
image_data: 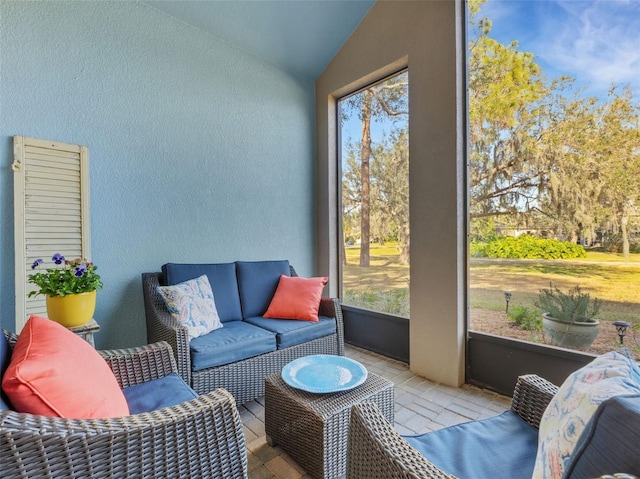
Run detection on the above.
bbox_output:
[239,344,512,479]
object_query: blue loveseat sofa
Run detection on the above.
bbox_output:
[142,260,344,404]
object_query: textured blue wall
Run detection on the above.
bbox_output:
[0,1,316,348]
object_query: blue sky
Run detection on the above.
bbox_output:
[480,0,640,101]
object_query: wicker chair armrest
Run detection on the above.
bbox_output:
[142,272,192,384]
[0,388,248,479]
[510,374,558,428]
[99,341,178,388]
[320,297,345,356]
[347,402,457,479]
[2,329,18,345]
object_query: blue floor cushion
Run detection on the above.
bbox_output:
[243,316,336,349]
[190,320,276,370]
[123,372,198,414]
[404,410,538,479]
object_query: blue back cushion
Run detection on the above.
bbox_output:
[563,394,640,479]
[404,410,538,479]
[0,333,12,410]
[235,260,290,318]
[162,263,242,322]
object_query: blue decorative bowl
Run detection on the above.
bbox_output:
[281,354,368,393]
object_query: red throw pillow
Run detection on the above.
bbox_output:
[264,275,328,322]
[2,315,129,418]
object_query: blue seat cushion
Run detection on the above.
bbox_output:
[404,410,538,479]
[162,262,242,322]
[243,316,336,349]
[0,333,12,410]
[236,260,290,318]
[244,316,336,349]
[189,320,276,370]
[122,372,198,414]
[563,394,640,479]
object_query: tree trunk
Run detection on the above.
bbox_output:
[621,209,630,262]
[399,230,410,265]
[359,90,372,267]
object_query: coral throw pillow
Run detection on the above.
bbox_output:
[263,275,328,322]
[2,315,129,418]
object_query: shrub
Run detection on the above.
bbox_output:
[600,235,640,254]
[343,288,409,317]
[508,305,542,331]
[471,235,586,260]
[535,284,601,322]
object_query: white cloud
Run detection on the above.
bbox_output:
[535,1,640,95]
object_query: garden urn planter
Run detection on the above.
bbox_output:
[542,312,599,349]
[46,290,96,328]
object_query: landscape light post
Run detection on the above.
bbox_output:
[504,292,512,314]
[613,321,631,345]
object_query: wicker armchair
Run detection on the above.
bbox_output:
[142,265,345,404]
[0,330,248,479]
[347,374,558,479]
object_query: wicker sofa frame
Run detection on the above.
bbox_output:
[142,266,345,404]
[1,330,248,479]
[346,374,559,479]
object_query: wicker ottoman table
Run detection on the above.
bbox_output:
[264,371,394,479]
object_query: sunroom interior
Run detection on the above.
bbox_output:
[0,0,637,479]
[0,0,598,402]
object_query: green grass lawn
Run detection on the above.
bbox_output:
[343,244,640,323]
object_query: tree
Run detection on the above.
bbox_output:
[538,91,605,243]
[342,142,362,265]
[359,90,373,267]
[468,0,639,253]
[370,129,410,263]
[468,1,550,221]
[341,72,408,267]
[595,87,640,259]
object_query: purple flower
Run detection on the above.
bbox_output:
[52,253,65,265]
[31,258,44,269]
[73,264,86,277]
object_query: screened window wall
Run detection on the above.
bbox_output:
[467,1,640,361]
[338,70,409,318]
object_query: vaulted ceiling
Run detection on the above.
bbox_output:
[144,0,375,80]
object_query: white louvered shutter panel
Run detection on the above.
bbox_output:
[13,136,91,332]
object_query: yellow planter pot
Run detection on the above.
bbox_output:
[46,291,97,328]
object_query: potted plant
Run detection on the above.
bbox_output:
[28,253,103,328]
[535,284,601,349]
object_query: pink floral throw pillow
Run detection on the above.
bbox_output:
[157,275,222,340]
[531,348,640,479]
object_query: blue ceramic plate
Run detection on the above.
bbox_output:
[281,355,368,393]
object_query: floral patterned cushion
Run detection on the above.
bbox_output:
[531,348,640,479]
[156,275,223,340]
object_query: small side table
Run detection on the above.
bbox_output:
[265,371,394,479]
[68,319,100,347]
